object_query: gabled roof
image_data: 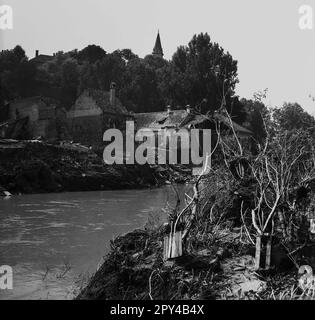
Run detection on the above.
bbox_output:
[135,108,253,136]
[135,109,187,129]
[29,54,54,65]
[81,89,129,115]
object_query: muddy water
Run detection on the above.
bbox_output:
[0,186,187,300]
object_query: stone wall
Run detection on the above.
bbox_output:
[9,98,57,139]
[67,94,131,146]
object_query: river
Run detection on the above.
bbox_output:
[0,186,188,300]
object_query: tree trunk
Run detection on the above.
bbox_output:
[255,234,273,271]
[163,230,183,260]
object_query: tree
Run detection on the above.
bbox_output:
[241,98,268,143]
[0,45,36,104]
[113,49,138,64]
[59,58,80,109]
[159,33,239,114]
[120,58,163,112]
[94,53,126,91]
[78,45,107,64]
[273,102,315,133]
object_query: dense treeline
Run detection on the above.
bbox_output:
[0,33,314,137]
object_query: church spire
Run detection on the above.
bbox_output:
[152,30,164,58]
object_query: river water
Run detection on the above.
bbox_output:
[0,186,187,300]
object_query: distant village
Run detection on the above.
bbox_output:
[0,32,252,149]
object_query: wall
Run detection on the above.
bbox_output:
[9,99,41,122]
[67,94,131,146]
[9,99,57,140]
[68,115,103,146]
[67,95,102,118]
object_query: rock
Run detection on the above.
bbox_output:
[132,252,141,259]
[196,249,212,256]
[238,279,267,294]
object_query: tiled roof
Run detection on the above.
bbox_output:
[135,110,187,129]
[83,89,128,115]
[135,109,252,135]
[29,54,54,65]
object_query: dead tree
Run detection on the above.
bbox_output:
[163,154,212,260]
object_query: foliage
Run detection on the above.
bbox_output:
[0,34,247,123]
[0,45,36,104]
[272,102,315,133]
[159,33,240,115]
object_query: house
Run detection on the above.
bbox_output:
[67,83,132,146]
[6,96,57,139]
[134,105,252,136]
[29,50,54,68]
[134,105,252,165]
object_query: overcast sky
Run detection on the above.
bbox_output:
[1,0,315,114]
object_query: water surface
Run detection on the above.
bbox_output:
[0,187,184,300]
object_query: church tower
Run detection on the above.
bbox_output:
[152,31,164,58]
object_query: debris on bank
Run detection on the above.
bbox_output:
[0,140,157,194]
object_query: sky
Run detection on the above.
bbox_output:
[1,0,315,114]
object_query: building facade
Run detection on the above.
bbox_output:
[7,96,57,139]
[67,83,132,146]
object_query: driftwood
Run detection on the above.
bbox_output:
[163,229,182,260]
[163,154,211,260]
[254,234,272,271]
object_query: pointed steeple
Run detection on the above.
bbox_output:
[152,31,164,58]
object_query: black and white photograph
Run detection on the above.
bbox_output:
[1,0,315,308]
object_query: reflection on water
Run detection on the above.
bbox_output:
[0,186,189,300]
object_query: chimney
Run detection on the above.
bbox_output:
[186,105,191,114]
[110,82,116,107]
[35,50,39,57]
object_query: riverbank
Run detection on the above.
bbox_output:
[0,139,158,194]
[77,224,315,300]
[0,187,174,300]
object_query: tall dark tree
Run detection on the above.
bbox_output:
[59,58,80,109]
[120,58,163,112]
[273,103,315,132]
[159,33,239,114]
[113,49,138,64]
[0,45,36,104]
[78,45,107,64]
[241,98,268,143]
[94,53,126,90]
